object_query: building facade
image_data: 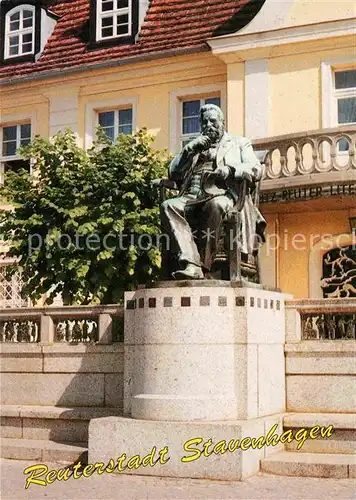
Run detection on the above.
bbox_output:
[0,0,355,304]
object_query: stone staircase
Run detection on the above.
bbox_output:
[0,334,124,465]
[261,413,356,479]
[1,405,122,464]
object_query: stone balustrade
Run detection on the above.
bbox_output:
[0,304,124,344]
[253,126,356,188]
[2,298,355,343]
[286,298,356,342]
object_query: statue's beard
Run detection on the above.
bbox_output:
[202,125,224,143]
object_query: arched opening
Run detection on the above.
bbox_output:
[5,5,35,59]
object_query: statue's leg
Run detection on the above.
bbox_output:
[160,197,201,269]
[200,195,234,271]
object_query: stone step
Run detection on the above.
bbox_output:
[1,405,122,443]
[261,451,356,479]
[283,413,356,454]
[1,438,87,465]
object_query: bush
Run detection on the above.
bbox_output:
[0,128,169,305]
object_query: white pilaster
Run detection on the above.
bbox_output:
[49,94,78,137]
[245,59,269,139]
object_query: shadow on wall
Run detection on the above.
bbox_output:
[213,0,267,38]
[44,335,125,449]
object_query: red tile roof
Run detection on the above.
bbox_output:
[0,0,262,83]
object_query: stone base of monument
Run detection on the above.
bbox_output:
[88,282,288,480]
[89,414,284,480]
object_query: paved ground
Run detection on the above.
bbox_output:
[1,459,355,500]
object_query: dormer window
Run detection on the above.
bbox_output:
[90,0,140,47]
[5,6,35,58]
[0,1,58,64]
[97,0,131,41]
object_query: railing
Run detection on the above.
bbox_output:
[0,305,124,343]
[286,298,356,341]
[253,126,356,183]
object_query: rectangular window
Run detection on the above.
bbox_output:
[98,108,133,141]
[97,0,131,41]
[0,123,31,183]
[180,96,221,148]
[333,69,356,151]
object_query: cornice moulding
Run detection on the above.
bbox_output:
[208,18,356,55]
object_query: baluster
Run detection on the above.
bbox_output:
[329,137,337,170]
[310,138,318,172]
[279,145,288,177]
[265,151,274,179]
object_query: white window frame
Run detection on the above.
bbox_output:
[0,123,31,161]
[169,84,226,154]
[5,5,35,59]
[96,0,132,42]
[85,97,138,149]
[0,112,35,184]
[321,59,356,153]
[98,107,133,140]
[333,69,356,126]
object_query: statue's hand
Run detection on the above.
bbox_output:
[183,135,211,156]
[241,171,253,184]
[234,168,253,184]
[214,166,230,180]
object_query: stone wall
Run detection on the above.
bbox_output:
[285,341,356,413]
[285,298,356,413]
[0,343,124,409]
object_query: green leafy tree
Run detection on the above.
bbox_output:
[0,129,169,305]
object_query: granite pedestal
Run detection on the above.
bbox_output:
[89,282,288,480]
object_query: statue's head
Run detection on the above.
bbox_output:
[200,104,225,143]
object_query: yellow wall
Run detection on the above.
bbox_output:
[260,197,355,298]
[1,53,227,152]
[279,210,351,298]
[79,73,226,150]
[268,46,356,135]
[0,100,49,138]
[1,41,355,144]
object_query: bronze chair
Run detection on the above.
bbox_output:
[155,149,269,283]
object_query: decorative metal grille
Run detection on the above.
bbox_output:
[54,319,99,343]
[301,313,356,340]
[0,266,28,308]
[0,319,39,342]
[321,246,356,298]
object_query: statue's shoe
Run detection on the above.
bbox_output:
[172,264,204,280]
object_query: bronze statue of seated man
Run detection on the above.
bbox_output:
[160,104,266,280]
